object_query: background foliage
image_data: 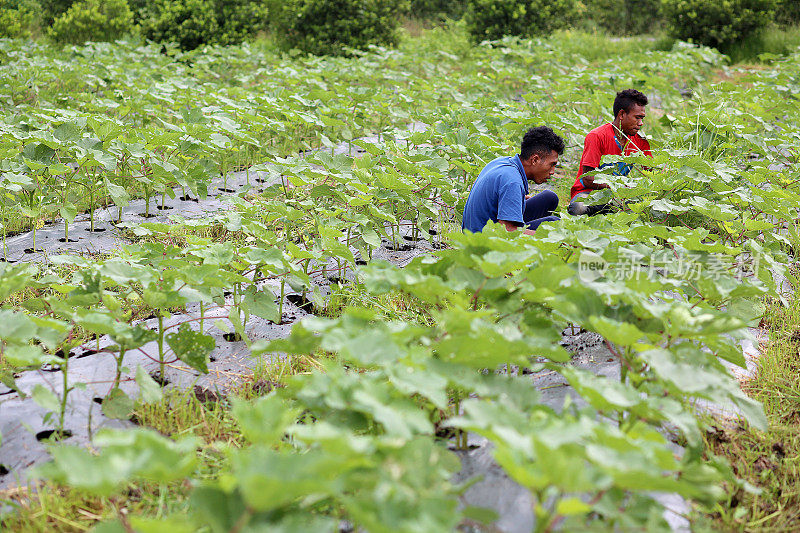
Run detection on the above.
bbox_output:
[464,0,579,42]
[272,0,403,56]
[0,0,40,38]
[660,0,777,49]
[136,0,267,50]
[47,0,133,45]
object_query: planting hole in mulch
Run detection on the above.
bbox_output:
[223,332,242,342]
[148,371,170,387]
[448,443,481,451]
[355,259,367,266]
[403,235,422,242]
[57,237,79,243]
[218,187,236,193]
[93,397,104,405]
[156,205,174,211]
[383,241,413,252]
[23,248,44,254]
[141,213,157,219]
[0,465,9,476]
[285,294,315,312]
[85,227,107,233]
[179,195,200,203]
[75,349,98,359]
[0,258,17,264]
[36,429,73,442]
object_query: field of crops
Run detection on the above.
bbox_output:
[1,28,799,531]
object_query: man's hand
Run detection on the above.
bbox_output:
[581,166,612,191]
[499,220,536,236]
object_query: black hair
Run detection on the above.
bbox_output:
[613,89,648,118]
[520,126,565,160]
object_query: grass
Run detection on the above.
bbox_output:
[0,355,317,532]
[699,291,800,530]
[723,24,800,64]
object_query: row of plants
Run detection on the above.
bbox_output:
[3,34,800,528]
[0,34,723,243]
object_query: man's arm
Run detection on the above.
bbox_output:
[498,219,537,235]
[579,166,611,190]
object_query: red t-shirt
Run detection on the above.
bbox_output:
[570,122,652,200]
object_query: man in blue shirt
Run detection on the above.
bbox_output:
[462,126,564,235]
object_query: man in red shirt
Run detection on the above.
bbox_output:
[568,89,652,216]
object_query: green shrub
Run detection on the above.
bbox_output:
[273,0,403,56]
[137,0,267,51]
[775,0,800,26]
[47,0,133,44]
[660,0,776,49]
[0,0,41,38]
[583,0,662,35]
[464,0,579,43]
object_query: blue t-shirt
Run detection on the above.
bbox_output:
[462,155,528,233]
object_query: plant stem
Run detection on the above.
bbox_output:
[157,314,165,382]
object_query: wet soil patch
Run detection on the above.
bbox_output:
[194,385,225,404]
[35,429,73,442]
[251,379,284,396]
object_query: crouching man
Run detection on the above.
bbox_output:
[462,126,565,236]
[568,89,652,216]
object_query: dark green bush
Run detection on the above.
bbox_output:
[583,0,662,35]
[273,0,403,56]
[0,0,41,38]
[660,0,776,49]
[137,0,267,51]
[40,0,71,26]
[775,0,800,26]
[404,0,466,21]
[464,0,579,43]
[47,0,133,44]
